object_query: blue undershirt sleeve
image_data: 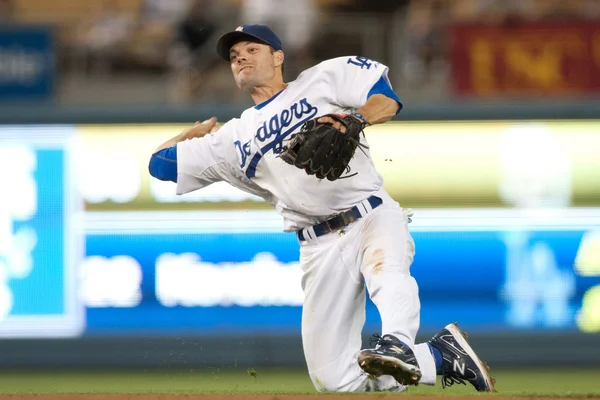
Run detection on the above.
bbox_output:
[367,76,403,114]
[148,145,178,183]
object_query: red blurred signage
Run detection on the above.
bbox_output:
[451,22,600,96]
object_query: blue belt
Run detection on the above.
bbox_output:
[297,195,383,241]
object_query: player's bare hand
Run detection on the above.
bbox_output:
[211,121,222,132]
[182,117,218,140]
[317,116,347,133]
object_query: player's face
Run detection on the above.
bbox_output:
[229,41,280,90]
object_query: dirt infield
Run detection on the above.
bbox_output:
[0,395,587,400]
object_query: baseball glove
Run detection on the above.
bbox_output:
[279,113,368,181]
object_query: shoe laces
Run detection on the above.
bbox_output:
[369,333,394,348]
[369,333,383,347]
[440,365,468,389]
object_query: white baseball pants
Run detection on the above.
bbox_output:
[298,196,437,392]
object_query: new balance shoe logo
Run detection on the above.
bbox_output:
[453,359,466,375]
[389,346,404,354]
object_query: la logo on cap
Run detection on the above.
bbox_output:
[235,26,244,31]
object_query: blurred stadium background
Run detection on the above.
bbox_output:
[1,0,600,390]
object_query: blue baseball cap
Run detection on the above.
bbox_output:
[216,24,283,61]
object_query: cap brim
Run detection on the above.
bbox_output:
[216,31,269,61]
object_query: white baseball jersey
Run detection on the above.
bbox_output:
[176,56,396,231]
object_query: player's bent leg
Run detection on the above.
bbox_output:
[299,231,403,392]
[360,205,420,345]
[354,204,495,391]
[357,204,424,386]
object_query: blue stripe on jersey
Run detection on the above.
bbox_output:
[367,76,403,113]
[254,88,286,110]
[149,145,178,183]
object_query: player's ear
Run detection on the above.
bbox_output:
[274,50,284,68]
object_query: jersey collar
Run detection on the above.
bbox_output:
[254,88,285,110]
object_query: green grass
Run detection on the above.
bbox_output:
[0,368,598,396]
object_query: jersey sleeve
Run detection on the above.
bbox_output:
[175,122,234,195]
[324,56,402,111]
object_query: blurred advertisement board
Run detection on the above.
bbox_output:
[0,25,55,100]
[0,126,83,337]
[78,121,600,210]
[2,123,600,338]
[450,22,600,96]
[82,209,600,335]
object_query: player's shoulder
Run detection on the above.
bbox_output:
[301,56,351,74]
[295,56,385,80]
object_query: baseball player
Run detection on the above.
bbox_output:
[148,24,495,393]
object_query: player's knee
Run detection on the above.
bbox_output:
[312,376,345,392]
[311,370,370,392]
